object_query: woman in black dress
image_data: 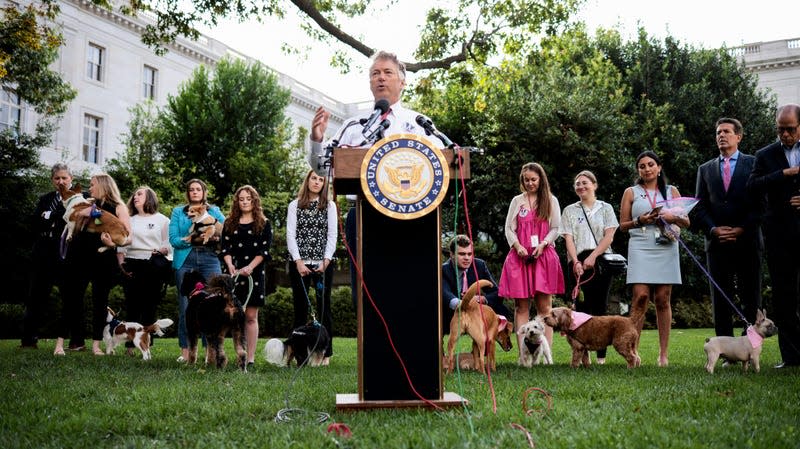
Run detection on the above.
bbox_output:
[221,185,272,368]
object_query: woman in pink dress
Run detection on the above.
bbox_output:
[499,162,564,358]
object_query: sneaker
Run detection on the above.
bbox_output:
[176,355,186,363]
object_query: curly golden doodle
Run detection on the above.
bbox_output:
[543,307,643,368]
[59,184,129,252]
[704,309,778,374]
[183,204,223,245]
[446,279,513,374]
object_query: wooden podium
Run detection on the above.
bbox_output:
[333,144,470,410]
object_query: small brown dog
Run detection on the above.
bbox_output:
[59,184,129,252]
[704,309,778,374]
[543,307,643,368]
[446,279,514,374]
[183,204,222,245]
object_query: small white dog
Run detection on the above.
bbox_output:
[102,308,174,360]
[518,317,553,366]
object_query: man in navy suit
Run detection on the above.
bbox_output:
[21,163,72,349]
[441,235,511,332]
[748,104,800,368]
[693,118,762,338]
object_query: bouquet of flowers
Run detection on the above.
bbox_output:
[654,197,699,243]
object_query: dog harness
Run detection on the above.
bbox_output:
[107,316,122,330]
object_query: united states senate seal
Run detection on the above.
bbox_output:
[360,134,449,220]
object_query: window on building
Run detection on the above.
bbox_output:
[82,114,102,163]
[86,43,105,82]
[143,65,158,99]
[0,89,22,133]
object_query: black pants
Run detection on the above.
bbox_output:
[289,261,334,357]
[60,238,119,342]
[22,240,64,345]
[706,241,761,337]
[121,257,165,327]
[764,226,800,365]
[569,251,614,358]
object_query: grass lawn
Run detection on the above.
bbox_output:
[2,329,798,449]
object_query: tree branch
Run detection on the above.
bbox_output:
[289,0,468,72]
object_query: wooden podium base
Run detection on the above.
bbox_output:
[335,392,468,410]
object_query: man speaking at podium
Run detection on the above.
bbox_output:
[307,50,447,312]
[307,50,444,174]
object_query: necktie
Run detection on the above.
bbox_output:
[461,270,468,296]
[722,157,731,192]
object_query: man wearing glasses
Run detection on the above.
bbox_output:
[748,104,800,368]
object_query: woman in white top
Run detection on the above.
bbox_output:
[117,186,171,336]
[560,170,619,364]
[286,170,337,364]
[498,162,564,355]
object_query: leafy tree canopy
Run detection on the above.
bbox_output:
[107,57,306,222]
[84,0,583,71]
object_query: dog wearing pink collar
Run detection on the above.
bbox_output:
[704,309,777,374]
[543,307,643,368]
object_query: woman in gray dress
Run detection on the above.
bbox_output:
[619,151,689,367]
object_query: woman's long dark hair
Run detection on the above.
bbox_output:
[635,151,668,201]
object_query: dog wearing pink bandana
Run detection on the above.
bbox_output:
[543,307,643,368]
[704,309,777,374]
[446,280,514,374]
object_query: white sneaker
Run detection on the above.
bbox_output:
[176,355,186,363]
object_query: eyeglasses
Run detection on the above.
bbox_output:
[777,125,799,134]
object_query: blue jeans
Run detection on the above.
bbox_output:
[176,247,221,348]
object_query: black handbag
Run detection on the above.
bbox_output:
[580,204,627,276]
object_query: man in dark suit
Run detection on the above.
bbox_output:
[441,235,511,332]
[693,118,762,338]
[747,104,800,368]
[20,163,72,349]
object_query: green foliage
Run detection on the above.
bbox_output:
[157,57,303,205]
[106,101,183,209]
[0,3,76,303]
[415,27,776,305]
[107,57,306,214]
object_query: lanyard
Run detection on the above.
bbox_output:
[645,188,659,209]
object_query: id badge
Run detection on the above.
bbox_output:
[530,235,539,248]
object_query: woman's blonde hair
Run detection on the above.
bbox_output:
[91,173,123,208]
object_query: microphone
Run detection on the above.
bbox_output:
[361,99,390,139]
[316,119,361,173]
[415,115,454,148]
[362,119,390,145]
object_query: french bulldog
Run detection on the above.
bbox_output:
[704,309,778,374]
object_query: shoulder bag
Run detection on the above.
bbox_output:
[580,204,627,276]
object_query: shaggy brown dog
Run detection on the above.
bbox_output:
[59,184,129,252]
[446,279,514,374]
[543,307,643,368]
[183,204,223,245]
